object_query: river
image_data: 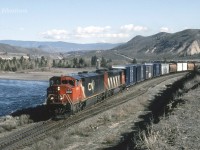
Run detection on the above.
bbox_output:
[0,79,48,116]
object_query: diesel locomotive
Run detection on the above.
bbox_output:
[46,69,125,114]
[46,62,196,114]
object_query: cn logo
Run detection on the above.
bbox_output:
[88,80,95,92]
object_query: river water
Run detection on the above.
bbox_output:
[0,79,48,116]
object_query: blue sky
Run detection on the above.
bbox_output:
[0,0,199,43]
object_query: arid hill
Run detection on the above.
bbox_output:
[112,29,200,57]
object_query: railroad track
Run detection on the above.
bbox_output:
[0,72,187,150]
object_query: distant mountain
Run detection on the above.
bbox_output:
[0,40,122,52]
[112,29,200,56]
[0,43,47,55]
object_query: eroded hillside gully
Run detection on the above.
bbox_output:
[107,71,197,150]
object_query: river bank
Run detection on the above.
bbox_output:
[0,68,96,81]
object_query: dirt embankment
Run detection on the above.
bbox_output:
[22,73,187,150]
[132,72,200,150]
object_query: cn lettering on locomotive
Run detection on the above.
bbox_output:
[88,80,95,92]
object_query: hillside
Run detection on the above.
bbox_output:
[0,43,51,60]
[112,29,200,57]
[0,40,121,52]
[0,43,48,55]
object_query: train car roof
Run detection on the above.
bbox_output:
[112,65,126,69]
[49,76,60,79]
[144,63,154,65]
[107,69,122,72]
[69,72,102,80]
[112,64,140,69]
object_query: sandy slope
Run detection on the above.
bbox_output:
[0,68,96,81]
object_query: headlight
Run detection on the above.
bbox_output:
[66,89,72,94]
[50,96,54,100]
[57,87,60,91]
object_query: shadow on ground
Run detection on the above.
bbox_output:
[105,71,198,150]
[11,105,51,122]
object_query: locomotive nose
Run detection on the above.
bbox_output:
[48,86,60,94]
[47,86,62,102]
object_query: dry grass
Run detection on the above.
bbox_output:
[183,74,200,90]
[25,134,66,150]
[103,134,118,144]
[137,125,160,150]
[70,127,90,137]
[134,74,200,150]
[136,114,194,150]
[0,115,33,133]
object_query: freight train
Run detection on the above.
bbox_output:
[46,62,196,115]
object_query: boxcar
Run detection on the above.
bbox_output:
[187,62,195,70]
[195,62,200,69]
[145,63,153,79]
[131,65,137,84]
[169,63,177,73]
[161,63,169,75]
[177,63,183,71]
[182,63,187,71]
[153,63,161,77]
[136,65,142,82]
[112,65,136,86]
[141,64,146,81]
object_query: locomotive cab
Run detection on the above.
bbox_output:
[47,76,81,105]
[46,75,86,114]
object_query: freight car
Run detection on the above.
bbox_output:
[46,61,196,115]
[112,65,136,86]
[161,63,169,75]
[144,63,154,79]
[169,63,177,73]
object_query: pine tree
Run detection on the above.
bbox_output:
[132,58,137,64]
[73,58,78,68]
[101,56,107,67]
[79,58,85,67]
[91,55,97,66]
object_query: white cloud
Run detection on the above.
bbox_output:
[76,26,111,34]
[40,25,141,42]
[160,27,170,32]
[101,33,129,38]
[75,25,129,39]
[75,33,129,38]
[120,24,148,32]
[41,29,69,40]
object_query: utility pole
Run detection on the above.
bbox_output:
[96,58,100,69]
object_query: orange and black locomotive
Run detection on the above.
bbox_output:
[46,69,126,114]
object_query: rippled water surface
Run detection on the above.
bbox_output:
[0,79,48,116]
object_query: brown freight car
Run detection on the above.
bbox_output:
[169,63,177,73]
[187,62,195,71]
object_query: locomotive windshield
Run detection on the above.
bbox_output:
[49,77,61,86]
[62,80,75,86]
